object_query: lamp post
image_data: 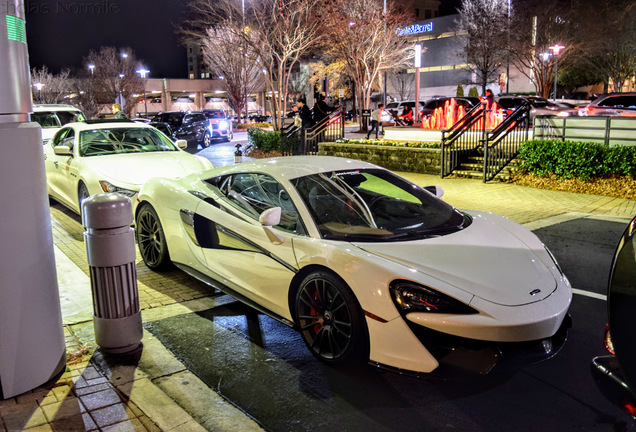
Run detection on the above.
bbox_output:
[414,44,421,122]
[382,0,387,106]
[137,68,149,118]
[506,0,510,94]
[88,64,94,75]
[549,44,564,101]
[34,82,43,103]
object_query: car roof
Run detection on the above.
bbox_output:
[63,120,155,132]
[202,156,383,181]
[33,104,83,112]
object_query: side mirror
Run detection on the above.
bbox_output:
[424,185,444,198]
[53,145,72,156]
[259,207,283,244]
[175,139,188,149]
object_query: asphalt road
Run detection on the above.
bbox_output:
[144,216,636,431]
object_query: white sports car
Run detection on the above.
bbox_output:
[44,120,213,215]
[135,156,572,374]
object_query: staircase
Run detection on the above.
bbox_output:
[451,151,522,182]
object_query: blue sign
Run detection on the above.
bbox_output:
[397,22,433,36]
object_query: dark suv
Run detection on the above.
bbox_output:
[151,111,211,148]
[202,109,233,142]
[581,93,636,117]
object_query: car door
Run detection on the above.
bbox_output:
[194,173,306,319]
[45,127,77,208]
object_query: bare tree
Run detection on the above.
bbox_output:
[83,47,145,116]
[578,0,636,92]
[67,78,100,119]
[181,0,323,130]
[30,66,71,104]
[201,27,263,120]
[388,69,415,101]
[456,0,509,95]
[322,0,415,128]
[507,0,577,98]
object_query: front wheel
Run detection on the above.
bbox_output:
[136,204,172,271]
[202,131,212,148]
[78,182,90,215]
[294,271,369,364]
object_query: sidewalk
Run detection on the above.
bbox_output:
[2,129,635,432]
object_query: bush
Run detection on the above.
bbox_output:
[247,127,281,152]
[468,87,479,97]
[518,140,636,181]
[456,85,464,97]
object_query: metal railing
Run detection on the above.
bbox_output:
[483,103,531,182]
[281,106,345,156]
[440,103,489,177]
[533,115,636,146]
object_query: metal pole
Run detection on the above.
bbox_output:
[553,54,558,101]
[506,0,510,94]
[382,0,387,105]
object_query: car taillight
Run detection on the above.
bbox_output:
[604,324,615,354]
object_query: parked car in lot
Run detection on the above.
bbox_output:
[151,111,211,148]
[497,95,576,119]
[43,119,213,215]
[135,156,571,374]
[202,108,233,142]
[32,104,86,145]
[592,215,636,418]
[580,93,636,117]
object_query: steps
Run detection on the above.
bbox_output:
[452,154,521,182]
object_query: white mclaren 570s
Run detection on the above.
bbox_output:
[135,156,571,374]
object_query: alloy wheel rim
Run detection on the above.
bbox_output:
[297,278,353,360]
[138,210,162,266]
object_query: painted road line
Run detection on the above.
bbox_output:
[572,288,607,301]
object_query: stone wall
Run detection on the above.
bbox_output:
[318,143,441,174]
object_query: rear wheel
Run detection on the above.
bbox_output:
[136,204,171,271]
[294,271,369,364]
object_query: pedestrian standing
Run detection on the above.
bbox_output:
[366,103,387,139]
[297,98,313,128]
[313,94,332,125]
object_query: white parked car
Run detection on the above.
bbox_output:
[32,104,86,145]
[135,156,572,374]
[44,120,214,215]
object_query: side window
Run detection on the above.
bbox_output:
[51,128,73,148]
[220,173,303,233]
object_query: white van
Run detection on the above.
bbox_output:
[32,104,86,145]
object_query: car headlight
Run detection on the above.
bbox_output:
[390,281,477,315]
[218,120,228,130]
[99,181,137,197]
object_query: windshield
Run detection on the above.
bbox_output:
[292,169,468,241]
[79,127,178,157]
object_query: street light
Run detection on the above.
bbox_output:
[549,44,564,101]
[137,68,149,118]
[34,82,44,103]
[88,64,95,75]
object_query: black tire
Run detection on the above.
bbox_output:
[78,182,90,214]
[294,271,369,364]
[136,204,172,271]
[224,131,233,142]
[202,131,212,148]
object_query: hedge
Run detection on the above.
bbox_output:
[247,127,281,152]
[519,140,636,181]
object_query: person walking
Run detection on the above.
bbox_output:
[366,103,387,139]
[313,94,332,125]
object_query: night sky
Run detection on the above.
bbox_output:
[25,0,188,78]
[24,0,462,79]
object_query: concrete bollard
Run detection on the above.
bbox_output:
[82,193,142,353]
[234,143,243,163]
